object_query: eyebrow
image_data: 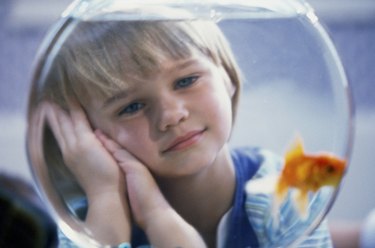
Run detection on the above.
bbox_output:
[174,59,198,70]
[101,57,204,109]
[168,57,203,72]
[102,89,132,109]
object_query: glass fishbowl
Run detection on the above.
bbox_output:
[27,0,354,247]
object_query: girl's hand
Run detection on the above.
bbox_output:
[95,130,167,227]
[96,131,207,248]
[42,102,131,245]
[43,101,124,198]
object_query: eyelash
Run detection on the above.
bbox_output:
[174,75,199,89]
[117,75,199,117]
[118,102,145,116]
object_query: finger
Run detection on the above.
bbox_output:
[95,131,168,226]
[95,129,122,153]
[49,102,81,149]
[116,150,149,176]
[95,130,138,167]
[67,100,93,134]
[43,102,69,150]
[95,130,145,174]
[30,102,46,130]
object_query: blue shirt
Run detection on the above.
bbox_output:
[58,147,333,247]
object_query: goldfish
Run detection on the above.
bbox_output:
[274,135,346,219]
[245,135,347,222]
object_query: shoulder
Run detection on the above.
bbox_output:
[254,149,284,179]
[231,147,283,179]
[241,148,333,247]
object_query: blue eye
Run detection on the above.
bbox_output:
[175,76,198,89]
[118,102,145,116]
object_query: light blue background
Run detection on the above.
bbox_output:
[0,0,374,224]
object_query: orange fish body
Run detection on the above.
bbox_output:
[275,136,346,218]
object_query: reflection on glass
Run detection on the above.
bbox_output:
[27,0,353,247]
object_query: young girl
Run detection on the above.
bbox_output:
[28,20,333,247]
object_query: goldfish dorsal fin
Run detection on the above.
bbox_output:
[285,134,304,162]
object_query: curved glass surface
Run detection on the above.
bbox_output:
[27,0,353,247]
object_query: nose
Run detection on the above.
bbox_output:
[157,95,189,132]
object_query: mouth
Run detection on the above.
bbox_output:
[162,128,206,153]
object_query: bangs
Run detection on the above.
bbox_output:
[43,20,239,110]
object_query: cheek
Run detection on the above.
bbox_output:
[207,98,231,122]
[209,84,233,120]
[201,91,233,138]
[110,123,154,160]
[216,99,233,135]
[112,124,143,149]
[87,107,156,161]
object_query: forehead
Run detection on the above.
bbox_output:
[73,20,207,65]
[104,54,216,104]
[49,20,229,112]
[66,21,216,95]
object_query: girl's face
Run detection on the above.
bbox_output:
[87,53,236,179]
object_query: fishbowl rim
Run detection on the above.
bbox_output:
[26,0,355,246]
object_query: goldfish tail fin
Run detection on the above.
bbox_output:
[275,177,289,205]
[272,178,289,228]
[292,189,309,220]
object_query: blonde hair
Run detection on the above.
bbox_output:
[30,20,241,118]
[27,20,242,217]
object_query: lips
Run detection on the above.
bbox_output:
[163,129,206,153]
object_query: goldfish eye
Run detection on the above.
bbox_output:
[326,165,335,174]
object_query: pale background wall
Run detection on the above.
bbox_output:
[1,0,374,223]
